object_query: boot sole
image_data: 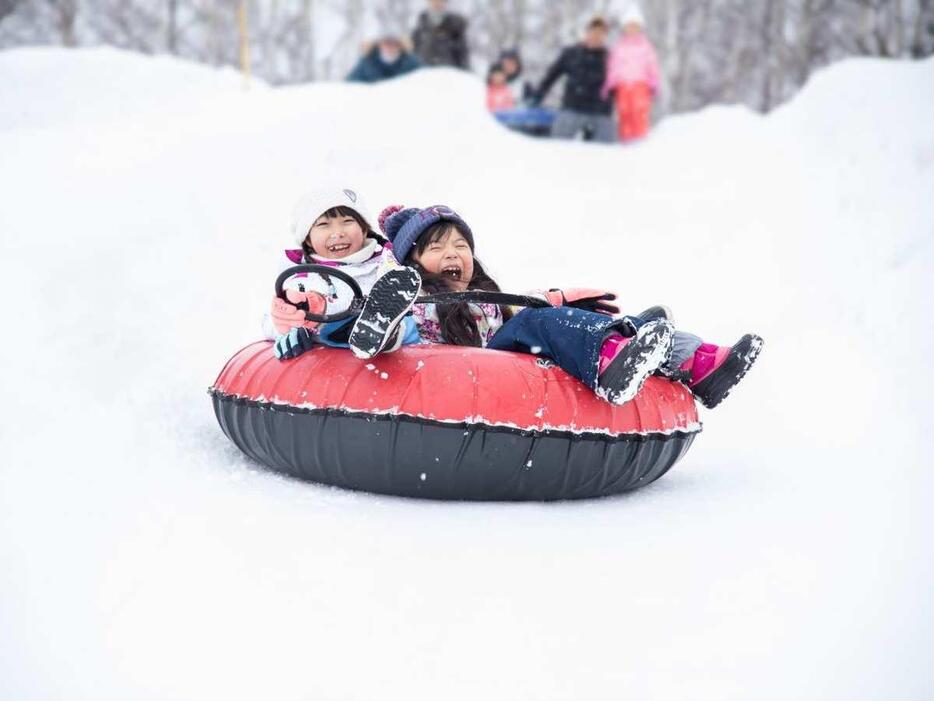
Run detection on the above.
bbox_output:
[636,305,674,324]
[692,334,764,409]
[597,321,674,406]
[349,268,421,360]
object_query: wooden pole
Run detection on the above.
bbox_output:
[237,0,252,89]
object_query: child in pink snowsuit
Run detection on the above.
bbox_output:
[487,63,516,112]
[603,5,659,141]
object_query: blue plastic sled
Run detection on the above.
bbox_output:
[493,107,556,137]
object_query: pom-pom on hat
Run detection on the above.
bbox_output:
[378,204,407,234]
[378,204,474,263]
[290,186,375,247]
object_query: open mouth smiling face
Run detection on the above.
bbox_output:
[413,225,475,290]
[307,212,366,259]
[326,240,353,255]
[440,263,463,281]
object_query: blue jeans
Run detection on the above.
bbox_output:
[487,307,633,389]
[316,315,421,349]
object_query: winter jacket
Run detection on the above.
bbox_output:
[535,44,612,116]
[603,33,660,94]
[413,300,504,347]
[346,47,421,83]
[412,11,470,68]
[262,237,398,340]
[487,84,515,112]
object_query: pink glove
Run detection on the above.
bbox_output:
[271,289,327,335]
[543,288,620,316]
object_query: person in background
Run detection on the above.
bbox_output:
[486,63,515,112]
[412,0,470,69]
[497,49,524,99]
[346,35,421,83]
[533,16,615,143]
[602,4,660,141]
[498,49,521,83]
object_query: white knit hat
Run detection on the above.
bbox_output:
[290,186,374,246]
[621,3,645,27]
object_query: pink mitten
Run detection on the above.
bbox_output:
[271,289,327,334]
[543,288,620,316]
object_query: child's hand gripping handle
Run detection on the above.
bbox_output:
[271,290,327,335]
[543,288,621,316]
[273,264,366,330]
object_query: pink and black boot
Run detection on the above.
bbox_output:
[681,334,764,409]
[597,320,674,406]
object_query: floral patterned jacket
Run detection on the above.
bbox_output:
[413,300,505,347]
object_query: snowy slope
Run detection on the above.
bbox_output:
[1,47,932,701]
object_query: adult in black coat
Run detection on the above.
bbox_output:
[534,17,616,143]
[412,0,470,69]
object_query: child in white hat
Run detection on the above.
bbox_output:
[263,186,419,359]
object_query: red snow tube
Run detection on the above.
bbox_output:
[210,342,701,500]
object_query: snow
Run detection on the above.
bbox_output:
[1,47,933,701]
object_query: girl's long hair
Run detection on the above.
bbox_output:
[301,206,381,261]
[405,221,513,347]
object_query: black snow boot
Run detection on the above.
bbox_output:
[690,334,764,409]
[349,267,421,360]
[597,320,674,406]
